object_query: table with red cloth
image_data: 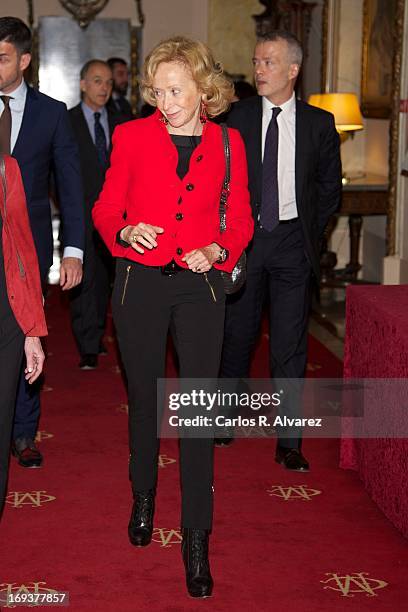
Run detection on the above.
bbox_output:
[340,284,408,538]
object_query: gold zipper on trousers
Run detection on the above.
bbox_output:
[203,272,217,303]
[121,265,131,305]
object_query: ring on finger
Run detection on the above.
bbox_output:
[132,234,138,243]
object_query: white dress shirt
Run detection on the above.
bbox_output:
[0,79,83,261]
[262,92,298,220]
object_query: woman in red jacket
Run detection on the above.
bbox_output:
[93,36,253,598]
[0,155,46,516]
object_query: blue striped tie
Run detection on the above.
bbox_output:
[260,106,282,232]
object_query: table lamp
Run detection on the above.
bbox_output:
[308,92,364,184]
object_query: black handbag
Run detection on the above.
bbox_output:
[219,123,247,294]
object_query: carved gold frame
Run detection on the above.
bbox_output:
[361,0,397,120]
[321,0,405,257]
[26,0,144,113]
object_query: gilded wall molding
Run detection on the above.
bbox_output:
[130,26,139,114]
[25,0,38,88]
[321,0,328,93]
[321,0,339,93]
[387,0,405,256]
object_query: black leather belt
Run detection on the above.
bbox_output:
[256,217,299,232]
[160,260,186,276]
[279,217,299,224]
[124,259,186,276]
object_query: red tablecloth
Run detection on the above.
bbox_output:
[340,285,408,537]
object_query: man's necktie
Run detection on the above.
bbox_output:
[0,96,13,155]
[260,106,282,232]
[94,111,108,167]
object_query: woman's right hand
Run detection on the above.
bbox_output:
[24,337,45,384]
[120,223,164,254]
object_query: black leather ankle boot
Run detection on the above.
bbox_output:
[181,528,213,598]
[128,489,155,546]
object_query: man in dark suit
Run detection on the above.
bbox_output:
[220,30,342,469]
[69,60,123,369]
[0,17,84,467]
[106,57,133,121]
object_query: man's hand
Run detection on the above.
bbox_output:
[24,337,45,384]
[60,257,83,290]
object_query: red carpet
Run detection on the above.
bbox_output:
[1,287,408,610]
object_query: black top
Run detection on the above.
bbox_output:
[171,134,202,179]
[116,134,202,248]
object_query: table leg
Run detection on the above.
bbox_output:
[344,214,363,279]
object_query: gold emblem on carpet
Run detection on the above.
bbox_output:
[267,485,321,500]
[321,572,388,597]
[158,454,177,468]
[6,491,56,508]
[35,431,54,442]
[0,582,60,608]
[152,528,182,548]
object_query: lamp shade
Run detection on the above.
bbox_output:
[308,93,364,133]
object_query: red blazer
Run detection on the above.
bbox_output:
[1,156,47,337]
[92,110,253,273]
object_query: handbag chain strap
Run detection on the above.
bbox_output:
[219,123,231,233]
[0,155,6,219]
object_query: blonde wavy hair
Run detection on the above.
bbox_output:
[141,36,234,117]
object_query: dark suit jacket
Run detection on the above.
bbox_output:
[68,104,123,226]
[11,85,84,276]
[227,96,342,278]
[106,96,134,122]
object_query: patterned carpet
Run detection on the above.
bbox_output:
[1,286,407,611]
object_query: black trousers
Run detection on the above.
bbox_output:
[0,305,24,516]
[70,229,113,357]
[112,259,225,530]
[221,220,312,448]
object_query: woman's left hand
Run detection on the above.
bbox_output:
[182,243,221,273]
